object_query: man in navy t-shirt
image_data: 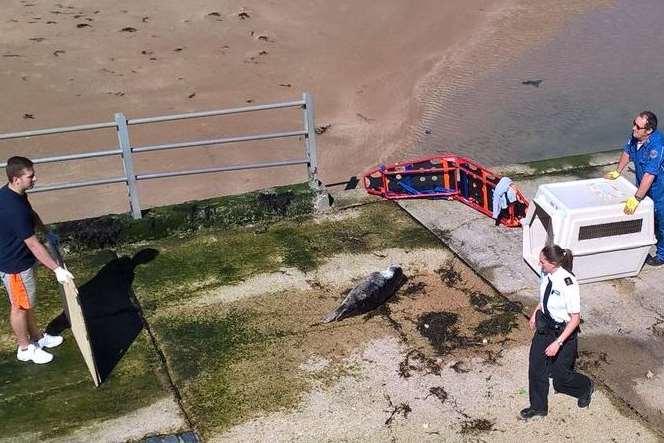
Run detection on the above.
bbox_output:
[0,156,75,364]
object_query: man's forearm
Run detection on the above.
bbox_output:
[24,236,58,270]
[617,152,630,173]
[636,173,655,199]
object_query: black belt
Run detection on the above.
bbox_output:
[535,310,566,334]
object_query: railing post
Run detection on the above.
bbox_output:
[303,93,329,211]
[303,93,321,191]
[115,113,142,219]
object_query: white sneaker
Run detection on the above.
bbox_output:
[17,344,53,364]
[37,333,63,349]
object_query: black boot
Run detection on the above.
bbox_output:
[578,380,594,408]
[520,407,548,419]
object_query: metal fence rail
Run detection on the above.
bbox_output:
[0,93,321,219]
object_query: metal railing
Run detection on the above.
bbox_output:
[0,93,321,219]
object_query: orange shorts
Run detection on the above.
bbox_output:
[1,266,37,310]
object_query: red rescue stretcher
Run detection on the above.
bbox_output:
[362,153,529,227]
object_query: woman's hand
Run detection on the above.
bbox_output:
[529,310,538,331]
[544,341,560,357]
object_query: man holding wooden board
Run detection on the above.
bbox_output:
[0,156,75,364]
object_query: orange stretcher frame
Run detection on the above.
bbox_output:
[362,153,529,228]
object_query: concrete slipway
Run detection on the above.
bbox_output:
[392,150,664,434]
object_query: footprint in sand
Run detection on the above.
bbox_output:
[29,37,46,42]
[23,114,35,119]
[245,52,266,63]
[120,27,137,32]
[188,92,196,99]
[76,23,91,28]
[142,16,150,23]
[250,31,270,42]
[53,49,65,56]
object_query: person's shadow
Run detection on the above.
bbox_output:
[46,248,159,384]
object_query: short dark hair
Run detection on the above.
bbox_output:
[640,111,658,131]
[6,156,34,181]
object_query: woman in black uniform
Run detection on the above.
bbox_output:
[520,244,594,419]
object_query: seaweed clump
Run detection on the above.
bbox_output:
[417,311,472,354]
[460,418,495,435]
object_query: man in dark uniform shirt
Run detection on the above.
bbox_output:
[0,156,75,364]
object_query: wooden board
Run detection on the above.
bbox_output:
[47,239,101,386]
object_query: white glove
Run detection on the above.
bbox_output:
[54,266,74,284]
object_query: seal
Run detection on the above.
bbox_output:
[322,266,405,322]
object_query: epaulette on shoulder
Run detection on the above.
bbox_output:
[564,277,573,286]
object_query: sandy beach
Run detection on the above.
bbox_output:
[0,0,606,222]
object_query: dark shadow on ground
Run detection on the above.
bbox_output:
[326,176,359,190]
[46,248,159,383]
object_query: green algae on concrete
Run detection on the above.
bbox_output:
[53,183,316,252]
[1,199,444,440]
[128,201,442,312]
[0,333,164,438]
[493,149,622,179]
[152,288,396,438]
[132,201,444,438]
[0,254,168,439]
[525,153,596,175]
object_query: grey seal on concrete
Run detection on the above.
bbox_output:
[323,266,405,322]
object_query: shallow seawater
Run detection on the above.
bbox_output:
[414,0,664,165]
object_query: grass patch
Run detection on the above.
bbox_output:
[0,256,169,439]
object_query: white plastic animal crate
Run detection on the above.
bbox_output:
[522,177,656,283]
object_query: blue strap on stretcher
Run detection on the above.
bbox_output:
[397,176,454,195]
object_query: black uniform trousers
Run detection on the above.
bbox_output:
[528,322,591,411]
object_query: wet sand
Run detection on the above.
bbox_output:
[0,0,604,222]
